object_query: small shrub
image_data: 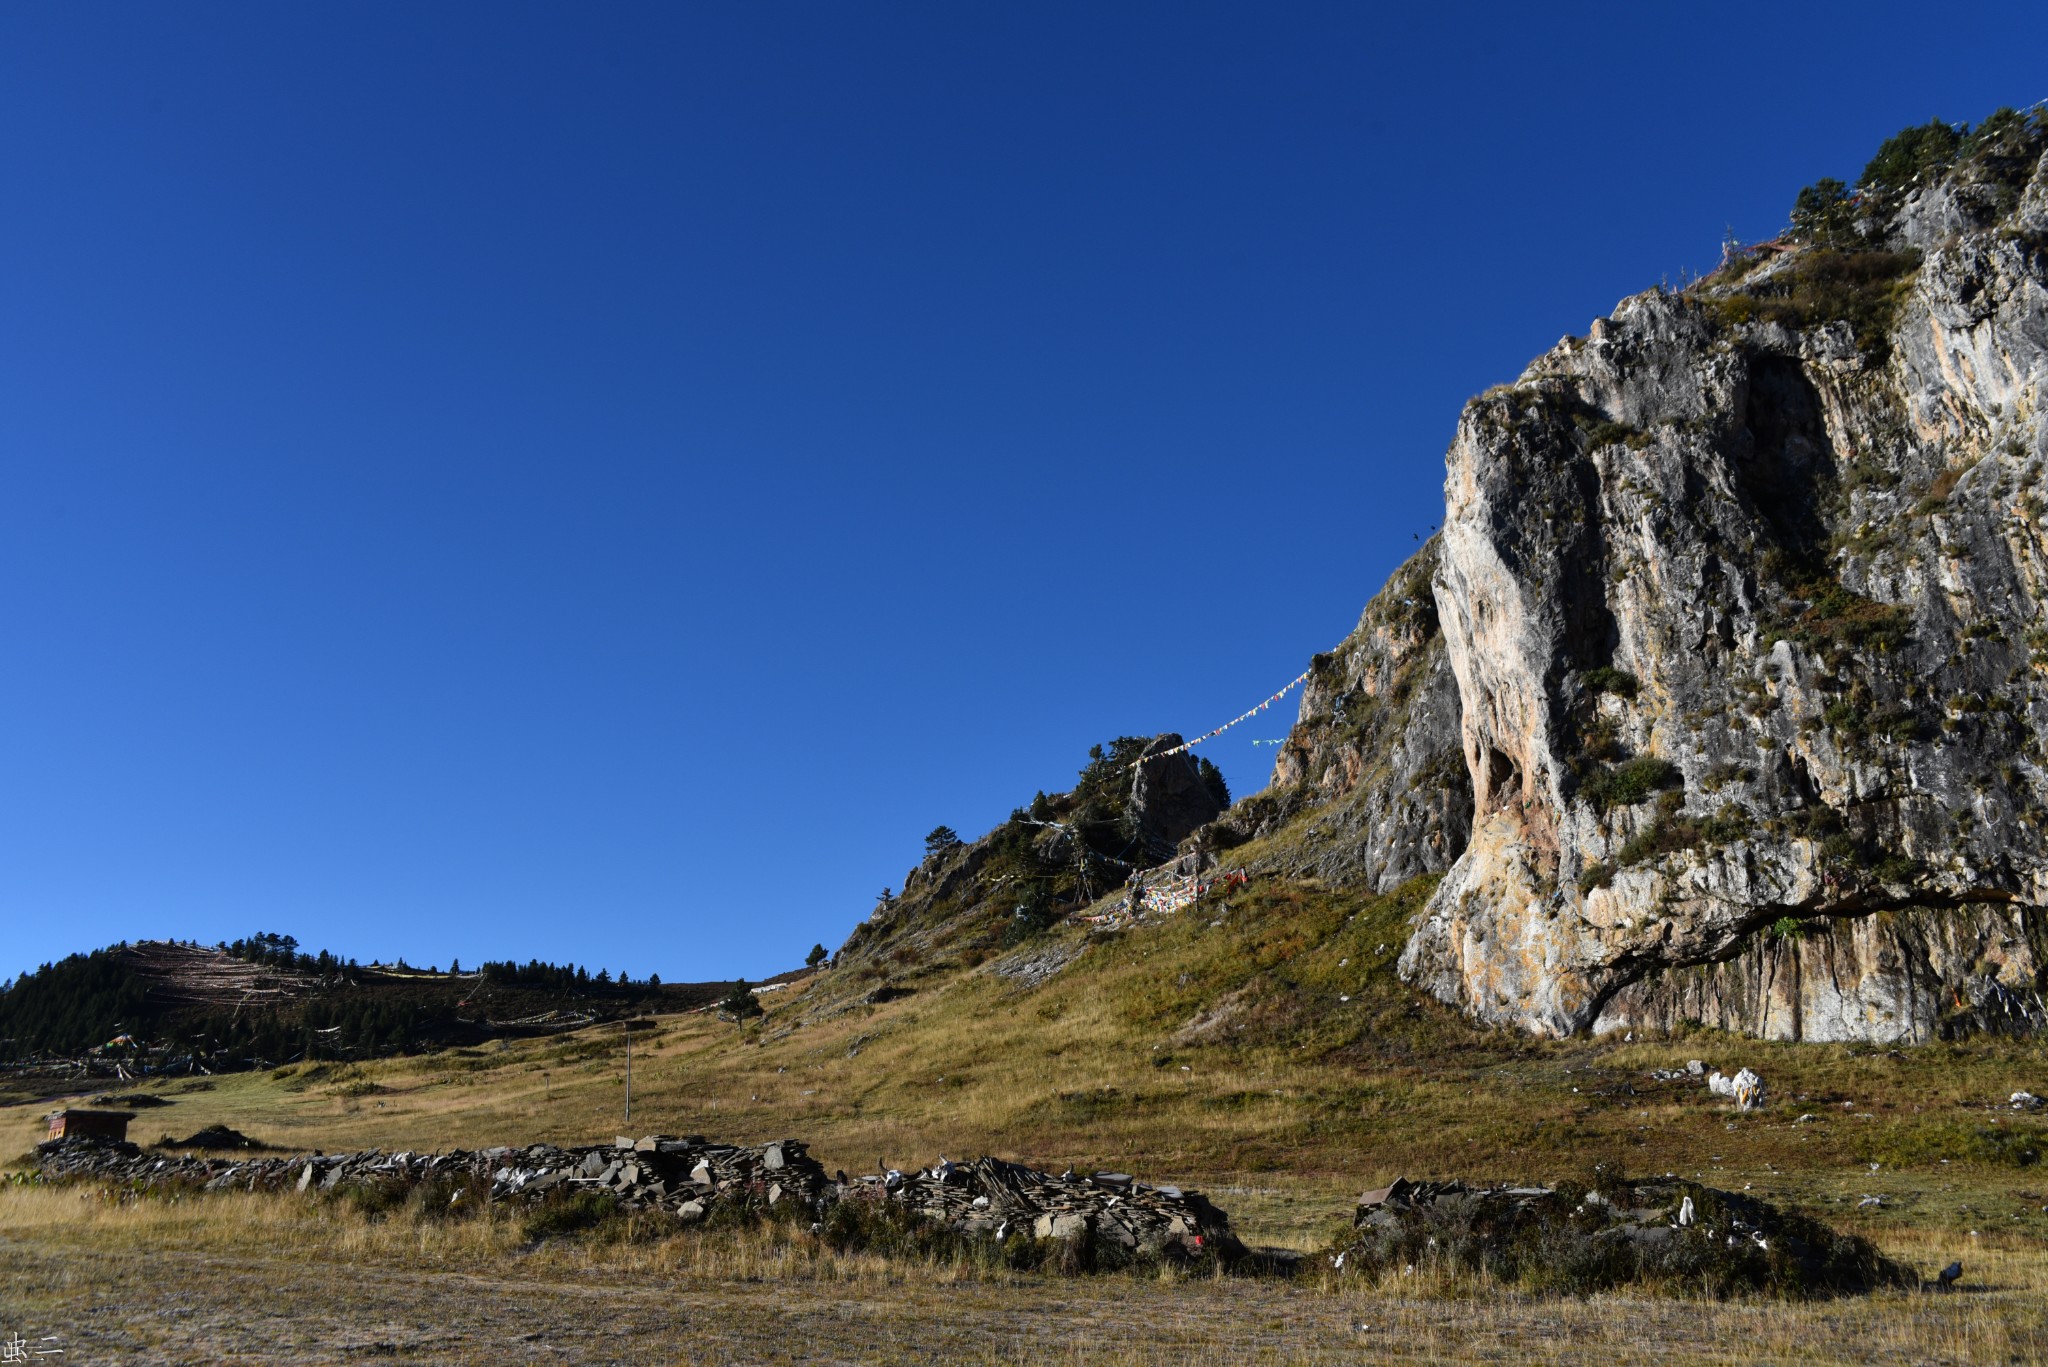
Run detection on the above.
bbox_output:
[1583,667,1640,699]
[1915,464,1966,512]
[1793,578,1913,655]
[1577,716,1625,764]
[1701,763,1756,791]
[1619,819,1696,867]
[1577,419,1649,451]
[1578,862,1614,895]
[333,1178,410,1221]
[1700,803,1751,846]
[520,1189,626,1242]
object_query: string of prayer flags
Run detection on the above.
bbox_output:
[1093,859,1256,925]
[1126,670,1311,768]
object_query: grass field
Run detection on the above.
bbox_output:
[7,874,2048,1361]
[2,1185,2044,1364]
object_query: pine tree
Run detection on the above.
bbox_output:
[719,980,763,1021]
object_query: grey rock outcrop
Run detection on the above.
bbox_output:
[1392,141,2048,1040]
[1129,734,1224,858]
[1208,542,1470,890]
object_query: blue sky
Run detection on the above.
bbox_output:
[4,3,2044,985]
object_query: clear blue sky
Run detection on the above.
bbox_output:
[4,3,2043,985]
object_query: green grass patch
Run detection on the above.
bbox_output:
[1856,1118,2045,1170]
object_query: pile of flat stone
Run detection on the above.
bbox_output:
[34,1133,830,1218]
[32,1134,1238,1261]
[1347,1175,1709,1252]
[852,1155,1240,1258]
[1331,1175,1904,1293]
[32,1138,157,1181]
[556,1134,834,1218]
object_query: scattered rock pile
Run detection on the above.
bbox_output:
[160,1125,269,1150]
[1331,1175,1906,1296]
[1645,1060,1767,1110]
[855,1155,1239,1258]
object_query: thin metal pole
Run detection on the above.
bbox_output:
[624,1022,632,1126]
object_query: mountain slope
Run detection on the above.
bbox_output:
[814,111,2048,1047]
[0,938,770,1078]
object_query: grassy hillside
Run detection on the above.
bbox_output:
[12,865,2046,1261]
[8,736,2048,1359]
[0,936,785,1099]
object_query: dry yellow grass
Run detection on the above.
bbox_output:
[7,877,2048,1359]
[4,1181,2046,1363]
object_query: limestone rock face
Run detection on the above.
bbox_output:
[1394,145,2048,1040]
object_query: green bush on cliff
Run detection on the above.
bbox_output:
[1579,757,1681,811]
[1582,666,1639,699]
[1710,249,1921,357]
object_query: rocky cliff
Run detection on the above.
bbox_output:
[1275,112,2048,1042]
[1207,542,1469,892]
[824,736,1227,999]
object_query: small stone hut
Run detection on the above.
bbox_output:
[46,1109,133,1142]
